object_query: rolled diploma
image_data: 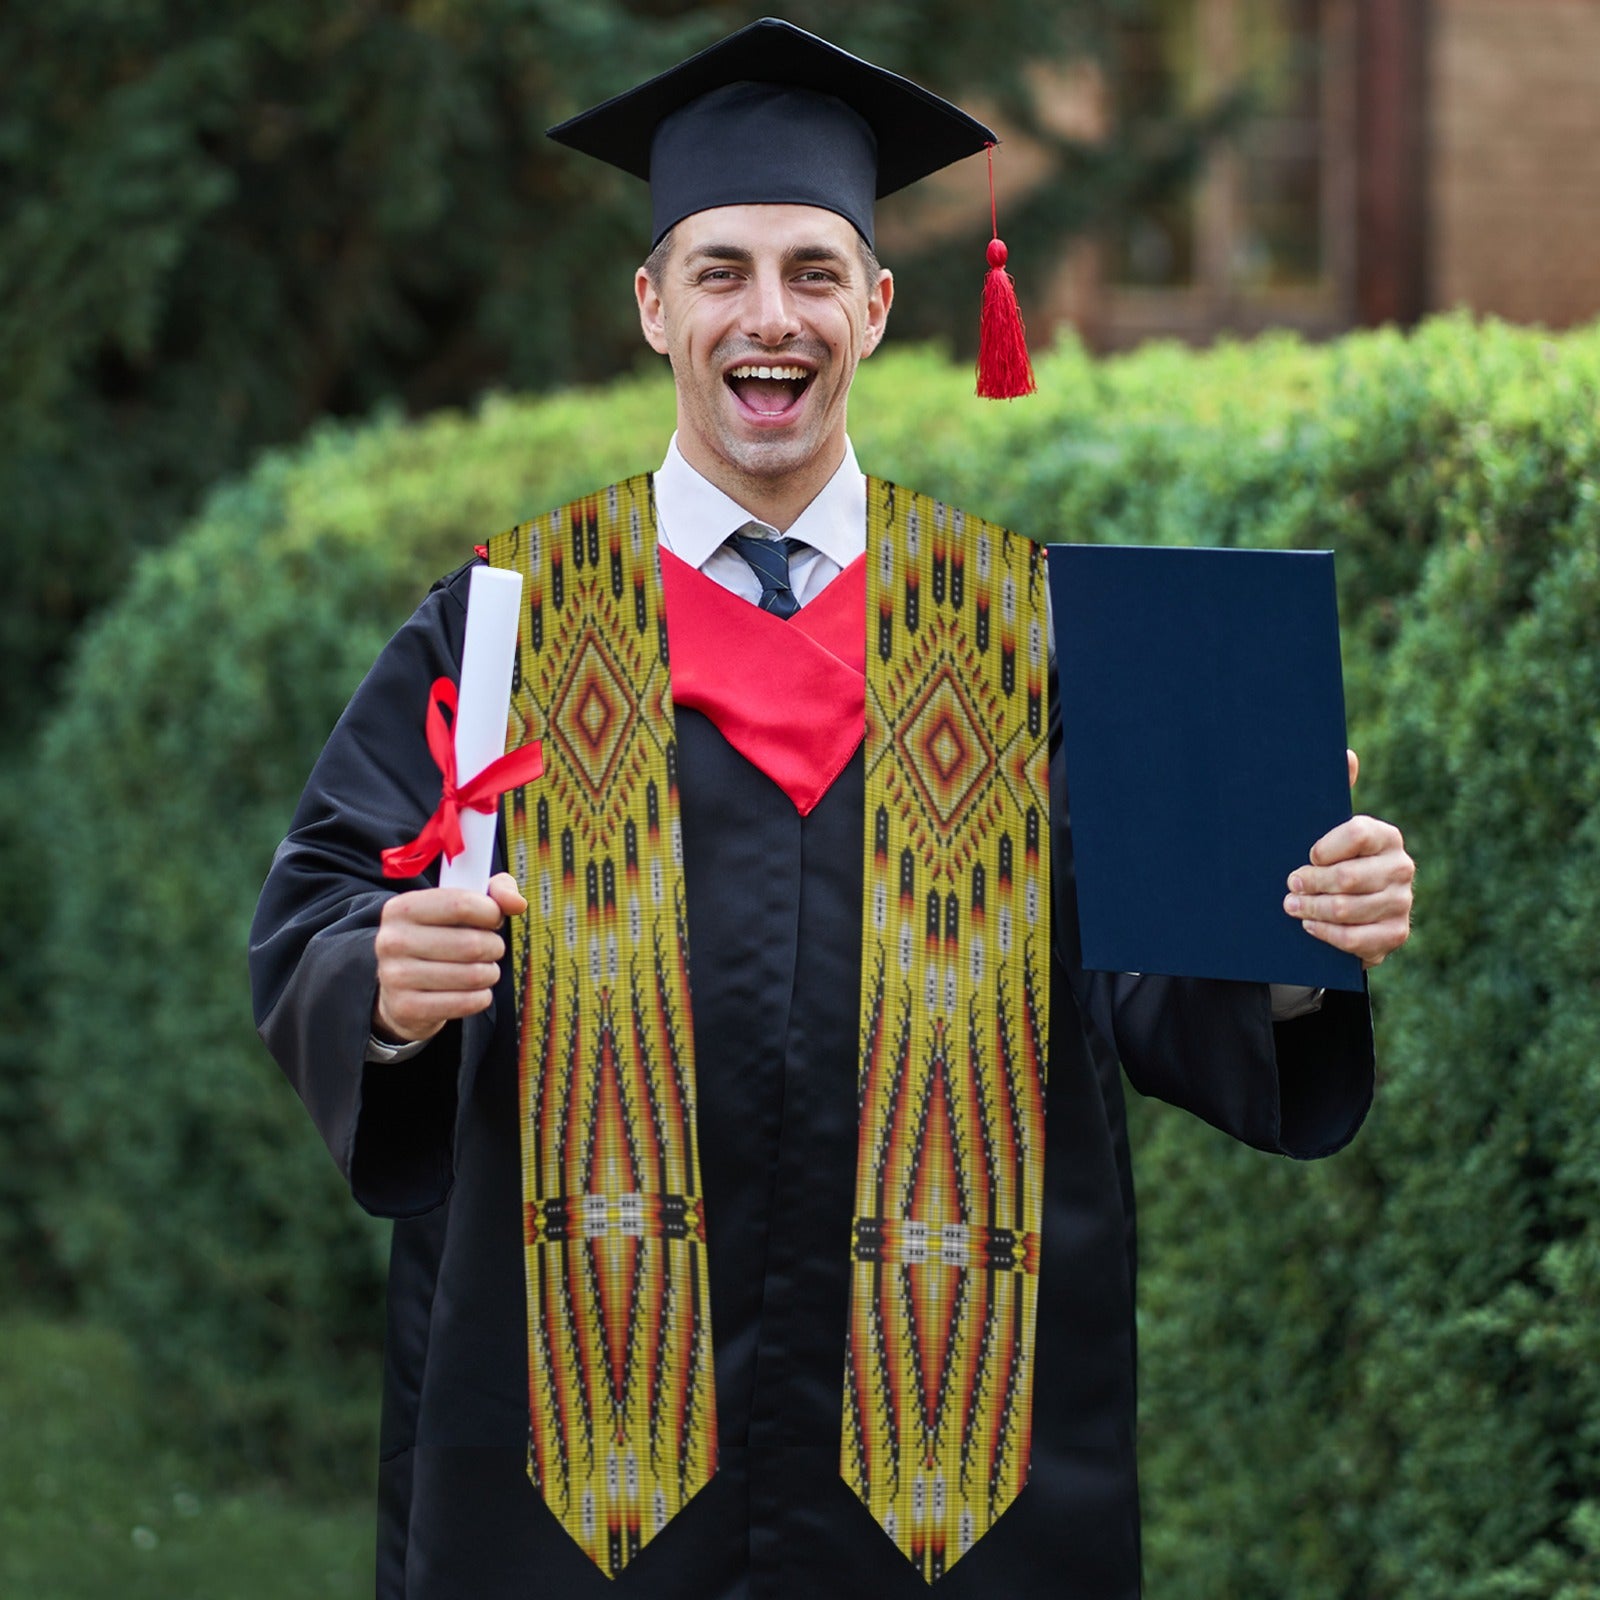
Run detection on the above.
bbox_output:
[438,565,524,893]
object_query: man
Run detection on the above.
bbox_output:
[250,20,1414,1600]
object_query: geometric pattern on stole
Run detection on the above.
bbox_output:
[844,480,1050,1584]
[489,475,716,1580]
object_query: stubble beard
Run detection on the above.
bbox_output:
[692,335,843,488]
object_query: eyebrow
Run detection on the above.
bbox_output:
[684,242,855,273]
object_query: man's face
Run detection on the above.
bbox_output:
[635,204,893,501]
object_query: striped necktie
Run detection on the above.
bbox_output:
[727,524,805,618]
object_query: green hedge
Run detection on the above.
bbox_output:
[1111,326,1600,1600]
[33,379,675,1477]
[33,317,1600,1599]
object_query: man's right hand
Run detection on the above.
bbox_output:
[372,871,528,1045]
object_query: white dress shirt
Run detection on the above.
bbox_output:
[653,433,865,603]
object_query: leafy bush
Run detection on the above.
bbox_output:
[34,378,674,1479]
[0,1314,370,1596]
[34,315,1600,1600]
[1111,322,1600,1599]
[3,2,1212,1287]
[0,0,1202,748]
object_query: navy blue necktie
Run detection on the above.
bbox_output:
[727,526,805,619]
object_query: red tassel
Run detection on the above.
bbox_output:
[976,145,1035,399]
[978,239,1036,399]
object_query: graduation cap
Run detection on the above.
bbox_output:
[548,16,1036,397]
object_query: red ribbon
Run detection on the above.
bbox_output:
[381,677,545,880]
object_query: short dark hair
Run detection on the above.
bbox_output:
[643,227,676,291]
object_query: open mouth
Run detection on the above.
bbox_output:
[725,363,813,417]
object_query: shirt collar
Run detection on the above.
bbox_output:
[654,434,866,569]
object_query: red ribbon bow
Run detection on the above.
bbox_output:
[381,677,544,880]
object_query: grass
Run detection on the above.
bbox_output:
[0,1314,371,1599]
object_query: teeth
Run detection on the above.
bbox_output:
[727,365,808,381]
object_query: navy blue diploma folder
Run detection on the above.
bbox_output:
[1048,544,1364,993]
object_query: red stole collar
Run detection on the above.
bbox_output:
[660,549,866,816]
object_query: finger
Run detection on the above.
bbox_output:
[488,872,529,917]
[1288,848,1415,900]
[1285,882,1413,927]
[1307,814,1405,869]
[379,956,505,994]
[1302,914,1410,967]
[375,921,506,965]
[1347,748,1359,790]
[374,984,494,1043]
[381,887,511,930]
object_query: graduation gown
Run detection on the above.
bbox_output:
[250,554,1374,1600]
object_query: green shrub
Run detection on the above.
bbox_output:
[1124,321,1600,1599]
[35,378,673,1481]
[0,1314,369,1597]
[34,315,1600,1600]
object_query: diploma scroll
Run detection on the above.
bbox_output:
[438,566,524,893]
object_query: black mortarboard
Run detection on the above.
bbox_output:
[546,16,998,249]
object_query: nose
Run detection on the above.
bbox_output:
[745,267,801,347]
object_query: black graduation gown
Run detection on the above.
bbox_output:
[250,557,1374,1600]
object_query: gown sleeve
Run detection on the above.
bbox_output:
[1047,682,1375,1161]
[249,561,499,1216]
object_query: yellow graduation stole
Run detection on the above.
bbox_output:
[847,482,1050,1581]
[491,476,1049,1583]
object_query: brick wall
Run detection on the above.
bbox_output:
[1431,0,1600,327]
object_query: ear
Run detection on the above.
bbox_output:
[636,266,670,356]
[861,268,894,358]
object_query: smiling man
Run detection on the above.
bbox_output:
[250,19,1414,1600]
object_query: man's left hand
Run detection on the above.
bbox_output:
[1284,750,1415,968]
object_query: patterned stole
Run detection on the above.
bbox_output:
[491,479,714,1578]
[846,481,1050,1580]
[489,474,1049,1585]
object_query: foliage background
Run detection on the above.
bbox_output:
[1,0,1189,746]
[0,0,1220,1319]
[5,2,1598,1595]
[25,319,1600,1596]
